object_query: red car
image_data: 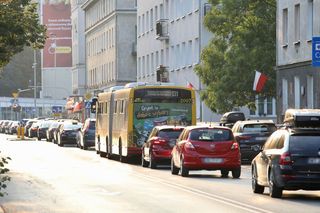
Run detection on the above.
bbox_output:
[141,125,185,169]
[171,126,241,178]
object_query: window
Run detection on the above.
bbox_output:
[307,0,313,40]
[267,97,273,115]
[294,4,300,42]
[104,102,108,114]
[258,96,265,116]
[282,79,288,114]
[120,100,125,114]
[307,75,314,108]
[114,101,118,114]
[150,9,154,30]
[294,76,300,108]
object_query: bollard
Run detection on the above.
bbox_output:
[17,126,21,139]
[21,127,25,140]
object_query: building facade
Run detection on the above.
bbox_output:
[276,0,319,122]
[71,0,87,96]
[81,0,137,94]
[137,0,219,121]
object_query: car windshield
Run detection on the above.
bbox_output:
[190,129,232,142]
[158,129,183,139]
[243,124,276,133]
[64,123,82,130]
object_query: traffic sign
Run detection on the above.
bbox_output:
[312,37,320,67]
[52,106,62,113]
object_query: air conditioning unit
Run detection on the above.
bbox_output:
[155,19,169,41]
[156,65,169,82]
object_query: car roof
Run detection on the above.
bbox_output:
[153,125,185,130]
[234,120,275,125]
[184,125,232,131]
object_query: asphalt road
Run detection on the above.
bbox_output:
[0,134,319,213]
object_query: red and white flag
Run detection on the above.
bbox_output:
[253,71,268,92]
[187,81,194,89]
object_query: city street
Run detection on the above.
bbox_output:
[0,134,319,213]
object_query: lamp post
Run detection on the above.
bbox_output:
[50,33,57,99]
[32,49,37,118]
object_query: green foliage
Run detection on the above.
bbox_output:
[0,0,46,68]
[0,152,11,197]
[195,0,276,113]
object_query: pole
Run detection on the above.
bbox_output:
[33,49,37,118]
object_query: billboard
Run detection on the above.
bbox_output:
[42,0,72,68]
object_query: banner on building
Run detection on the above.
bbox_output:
[42,0,72,68]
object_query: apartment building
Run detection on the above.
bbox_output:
[81,0,137,94]
[277,0,319,122]
[71,0,86,96]
[137,0,218,121]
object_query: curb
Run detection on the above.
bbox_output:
[0,205,5,213]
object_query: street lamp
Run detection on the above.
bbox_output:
[32,49,37,118]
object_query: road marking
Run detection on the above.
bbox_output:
[134,173,274,213]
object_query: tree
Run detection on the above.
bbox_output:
[195,0,276,113]
[0,0,46,68]
[0,152,11,197]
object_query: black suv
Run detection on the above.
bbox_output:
[251,109,320,198]
[232,120,277,161]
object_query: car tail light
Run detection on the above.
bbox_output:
[231,142,239,150]
[279,152,292,165]
[185,142,195,151]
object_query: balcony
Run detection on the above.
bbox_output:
[156,19,169,41]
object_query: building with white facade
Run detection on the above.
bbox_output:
[276,0,319,122]
[81,0,137,94]
[137,0,218,122]
[71,0,87,96]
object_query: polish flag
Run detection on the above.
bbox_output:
[187,81,194,89]
[253,71,268,92]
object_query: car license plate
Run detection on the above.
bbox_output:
[256,137,267,141]
[308,158,320,164]
[203,158,223,164]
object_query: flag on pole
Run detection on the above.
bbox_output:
[187,81,194,89]
[253,70,268,92]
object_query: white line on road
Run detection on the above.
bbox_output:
[134,172,274,213]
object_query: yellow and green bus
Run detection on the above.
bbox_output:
[94,83,196,162]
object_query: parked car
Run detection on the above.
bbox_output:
[37,120,53,140]
[4,121,14,134]
[141,125,185,168]
[251,109,320,198]
[220,111,245,128]
[171,125,241,178]
[8,121,20,134]
[46,121,61,142]
[24,120,36,137]
[28,121,40,138]
[232,120,277,161]
[76,118,96,150]
[56,121,82,147]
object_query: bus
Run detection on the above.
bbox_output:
[93,83,196,162]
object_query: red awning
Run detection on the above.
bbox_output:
[73,102,83,113]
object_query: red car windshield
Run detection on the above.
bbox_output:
[190,129,232,142]
[158,129,183,139]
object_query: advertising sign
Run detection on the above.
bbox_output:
[42,0,72,68]
[312,37,320,67]
[133,103,192,147]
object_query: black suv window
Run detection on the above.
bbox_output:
[243,124,276,133]
[289,135,320,154]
